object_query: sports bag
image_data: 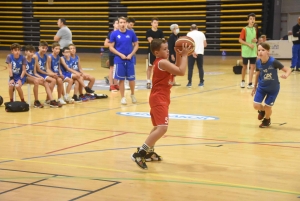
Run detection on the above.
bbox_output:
[4,101,29,112]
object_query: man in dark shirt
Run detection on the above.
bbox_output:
[291,17,300,71]
[146,17,164,89]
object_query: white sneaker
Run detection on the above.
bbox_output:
[247,84,254,89]
[58,98,67,105]
[131,95,137,104]
[240,81,245,88]
[125,85,130,90]
[44,100,50,106]
[68,98,74,104]
[64,94,70,102]
[121,97,127,105]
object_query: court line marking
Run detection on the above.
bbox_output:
[0,141,299,164]
[45,132,129,154]
[0,157,299,196]
[0,123,299,150]
[0,85,236,132]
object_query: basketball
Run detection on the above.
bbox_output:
[0,96,3,106]
[175,36,195,56]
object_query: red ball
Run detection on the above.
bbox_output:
[175,36,195,56]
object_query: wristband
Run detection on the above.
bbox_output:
[9,76,13,81]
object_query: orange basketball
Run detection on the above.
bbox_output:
[175,36,195,56]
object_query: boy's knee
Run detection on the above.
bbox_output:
[253,103,261,110]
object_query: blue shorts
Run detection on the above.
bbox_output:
[254,86,280,106]
[10,75,26,85]
[132,55,136,65]
[63,71,72,80]
[38,73,48,80]
[114,61,135,81]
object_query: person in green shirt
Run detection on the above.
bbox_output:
[239,13,258,89]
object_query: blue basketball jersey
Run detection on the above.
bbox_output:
[61,56,72,73]
[36,52,48,72]
[256,56,284,91]
[50,54,60,73]
[26,58,35,76]
[8,54,25,76]
[70,55,80,72]
[110,29,138,63]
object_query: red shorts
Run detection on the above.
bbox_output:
[150,105,169,126]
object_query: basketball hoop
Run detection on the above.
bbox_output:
[48,0,54,4]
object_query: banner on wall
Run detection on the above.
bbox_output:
[267,40,292,59]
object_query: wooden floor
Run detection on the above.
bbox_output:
[0,51,299,201]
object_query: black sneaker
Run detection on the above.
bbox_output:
[72,95,82,103]
[85,87,94,93]
[257,110,265,120]
[259,118,271,128]
[296,68,300,72]
[34,100,44,108]
[145,151,163,162]
[131,148,148,170]
[50,100,62,108]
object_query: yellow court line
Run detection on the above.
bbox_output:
[0,157,299,195]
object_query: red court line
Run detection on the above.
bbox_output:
[45,132,128,154]
[0,66,7,71]
[1,122,299,150]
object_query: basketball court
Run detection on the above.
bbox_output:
[0,52,299,200]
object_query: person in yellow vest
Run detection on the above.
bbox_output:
[239,13,258,89]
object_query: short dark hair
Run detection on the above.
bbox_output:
[39,41,48,47]
[258,42,270,51]
[10,43,21,50]
[150,38,166,55]
[247,13,256,20]
[52,42,60,49]
[127,17,135,24]
[151,17,159,22]
[190,24,197,30]
[25,44,35,52]
[62,47,70,52]
[59,18,66,25]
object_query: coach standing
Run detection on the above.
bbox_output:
[54,18,72,57]
[291,16,300,71]
[186,24,207,87]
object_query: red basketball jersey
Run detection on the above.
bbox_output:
[149,58,174,107]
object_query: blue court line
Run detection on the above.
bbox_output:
[1,141,299,164]
[0,85,236,132]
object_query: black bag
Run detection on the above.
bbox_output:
[4,101,29,112]
[233,65,243,74]
[93,93,108,99]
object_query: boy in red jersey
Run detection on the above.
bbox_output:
[131,39,191,169]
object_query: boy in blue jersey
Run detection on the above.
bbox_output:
[252,43,292,128]
[68,44,95,100]
[109,16,139,105]
[24,45,61,108]
[34,41,57,106]
[48,42,76,104]
[6,43,27,102]
[60,47,94,102]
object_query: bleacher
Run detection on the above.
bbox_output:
[0,0,265,54]
[0,1,26,48]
